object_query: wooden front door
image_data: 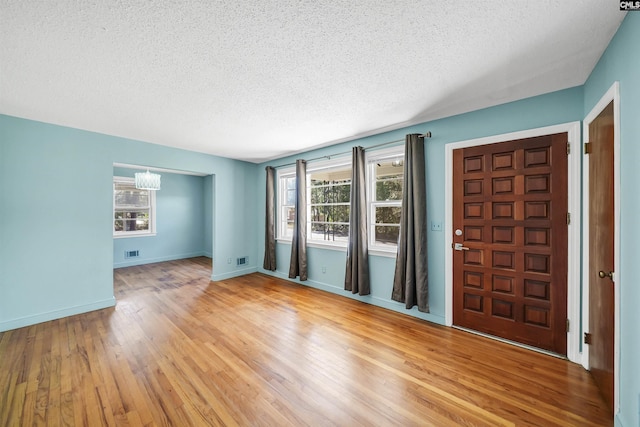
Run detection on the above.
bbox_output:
[453,134,568,355]
[587,101,615,414]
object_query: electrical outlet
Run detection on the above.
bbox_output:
[322,266,327,273]
[431,221,442,232]
[227,258,232,264]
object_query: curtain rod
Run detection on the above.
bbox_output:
[273,132,432,169]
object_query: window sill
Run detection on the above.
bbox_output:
[114,232,157,239]
[276,238,395,257]
[368,248,397,258]
[277,238,348,252]
[307,241,347,252]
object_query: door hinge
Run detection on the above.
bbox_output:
[584,142,592,154]
[567,142,570,155]
[584,332,593,345]
[567,212,571,225]
[566,319,570,333]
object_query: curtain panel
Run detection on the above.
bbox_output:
[345,146,370,295]
[288,160,308,280]
[263,166,277,271]
[392,134,429,312]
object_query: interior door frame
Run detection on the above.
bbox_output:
[582,81,620,414]
[444,122,582,363]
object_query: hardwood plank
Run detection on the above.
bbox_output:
[7,381,26,427]
[0,371,17,427]
[0,257,612,426]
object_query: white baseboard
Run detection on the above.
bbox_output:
[211,266,258,281]
[114,251,208,268]
[260,269,446,326]
[0,297,116,332]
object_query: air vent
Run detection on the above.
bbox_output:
[125,250,139,258]
[237,256,248,266]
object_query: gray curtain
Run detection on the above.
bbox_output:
[392,134,429,312]
[263,166,276,271]
[288,160,308,280]
[345,146,370,295]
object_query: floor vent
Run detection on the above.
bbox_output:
[237,256,248,266]
[125,250,140,258]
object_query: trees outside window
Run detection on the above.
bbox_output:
[275,146,404,254]
[309,166,351,243]
[367,147,404,252]
[277,159,351,247]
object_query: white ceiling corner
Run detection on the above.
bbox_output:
[0,1,625,163]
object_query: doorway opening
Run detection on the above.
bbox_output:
[111,163,215,286]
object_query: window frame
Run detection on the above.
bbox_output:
[366,145,405,256]
[307,157,352,249]
[276,156,352,251]
[276,167,296,241]
[113,176,157,238]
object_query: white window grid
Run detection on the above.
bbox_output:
[276,147,404,254]
[276,157,352,248]
[277,168,296,240]
[308,160,351,246]
[366,145,405,253]
[113,176,157,238]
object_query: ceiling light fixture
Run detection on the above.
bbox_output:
[135,169,161,190]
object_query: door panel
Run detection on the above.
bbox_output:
[588,101,615,414]
[453,134,568,355]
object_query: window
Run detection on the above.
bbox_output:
[367,146,404,252]
[309,161,351,244]
[113,177,156,237]
[277,157,352,247]
[278,169,296,239]
[275,148,404,253]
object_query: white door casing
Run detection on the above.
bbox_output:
[444,122,581,363]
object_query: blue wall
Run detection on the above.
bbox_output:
[112,167,211,268]
[258,86,583,325]
[0,116,258,332]
[583,13,640,427]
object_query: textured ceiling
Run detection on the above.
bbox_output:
[0,1,625,163]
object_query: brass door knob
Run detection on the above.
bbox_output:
[598,270,614,280]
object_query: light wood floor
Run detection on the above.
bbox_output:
[1,257,611,426]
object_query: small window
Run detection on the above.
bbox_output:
[277,168,296,240]
[113,177,156,238]
[367,146,404,252]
